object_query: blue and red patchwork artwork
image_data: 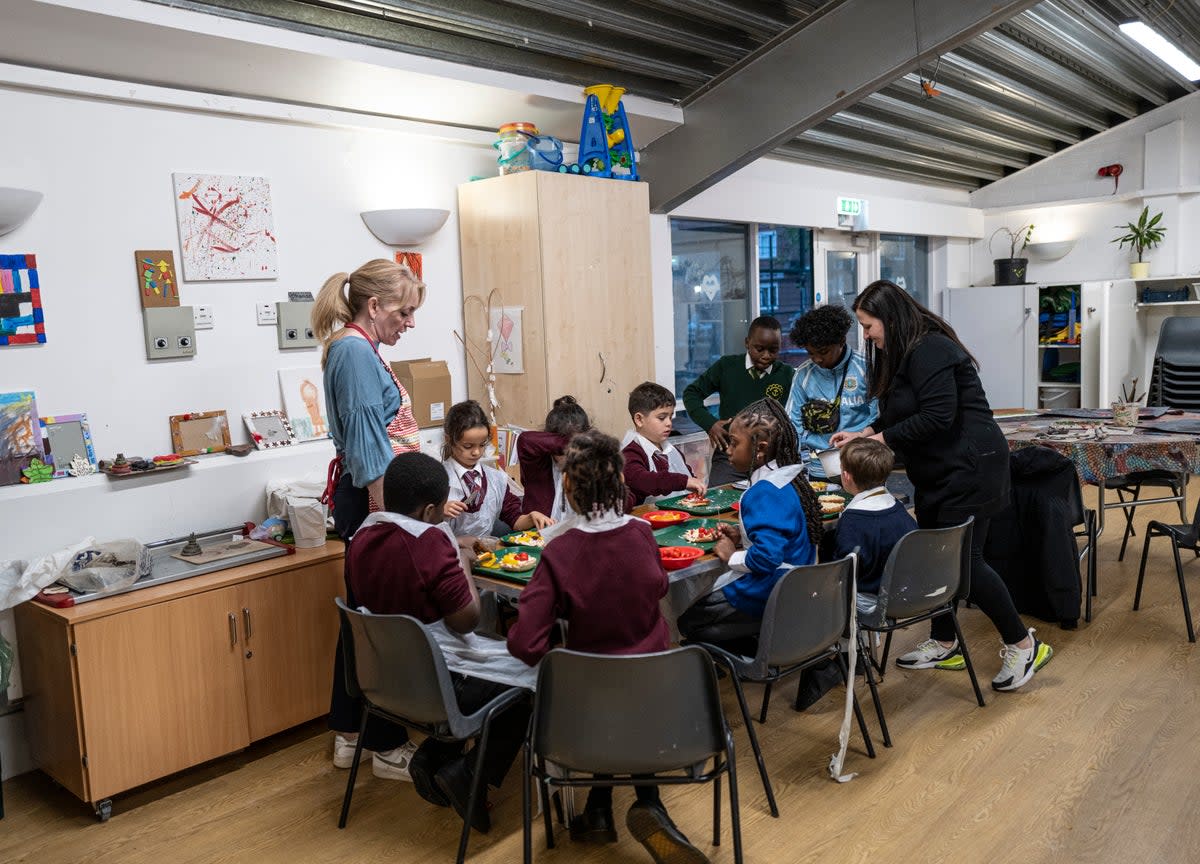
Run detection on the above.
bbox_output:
[0,254,45,346]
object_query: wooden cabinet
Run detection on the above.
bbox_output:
[946,280,1142,410]
[458,171,654,437]
[13,545,344,812]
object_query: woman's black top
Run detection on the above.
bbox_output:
[878,332,1010,524]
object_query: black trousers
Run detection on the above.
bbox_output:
[677,590,762,656]
[415,675,531,789]
[925,514,1027,646]
[707,448,748,487]
[327,471,410,751]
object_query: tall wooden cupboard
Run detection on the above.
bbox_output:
[457,172,654,437]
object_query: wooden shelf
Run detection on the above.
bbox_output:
[1039,382,1081,389]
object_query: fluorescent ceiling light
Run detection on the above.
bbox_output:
[1120,21,1200,81]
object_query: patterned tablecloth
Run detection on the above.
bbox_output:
[1003,423,1200,485]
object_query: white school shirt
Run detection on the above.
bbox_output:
[444,458,508,538]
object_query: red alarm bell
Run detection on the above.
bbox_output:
[1097,163,1123,194]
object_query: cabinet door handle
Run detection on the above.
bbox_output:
[228,612,238,647]
[1087,306,1097,314]
[242,608,253,640]
[598,352,607,384]
[1024,307,1031,315]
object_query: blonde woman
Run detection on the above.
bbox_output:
[313,258,426,779]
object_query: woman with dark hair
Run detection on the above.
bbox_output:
[785,305,876,478]
[830,280,1052,692]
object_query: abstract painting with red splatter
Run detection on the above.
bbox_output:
[172,174,278,281]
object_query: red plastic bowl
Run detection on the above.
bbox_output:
[642,510,690,528]
[660,545,705,571]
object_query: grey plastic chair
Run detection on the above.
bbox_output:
[335,598,527,864]
[857,519,985,748]
[692,555,875,816]
[521,646,743,864]
[1135,497,1200,642]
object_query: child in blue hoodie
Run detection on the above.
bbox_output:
[678,398,824,648]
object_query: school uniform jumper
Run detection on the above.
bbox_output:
[348,512,529,787]
[622,433,693,506]
[678,462,816,645]
[878,332,1024,644]
[684,353,795,485]
[833,487,918,597]
[785,347,876,476]
[515,431,568,517]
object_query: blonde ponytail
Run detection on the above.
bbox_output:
[315,260,426,368]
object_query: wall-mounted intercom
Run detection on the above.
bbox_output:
[276,301,317,349]
[143,306,196,360]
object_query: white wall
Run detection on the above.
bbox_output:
[968,91,1200,286]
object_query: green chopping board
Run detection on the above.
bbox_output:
[652,518,725,550]
[471,546,541,584]
[655,487,742,515]
[819,489,855,520]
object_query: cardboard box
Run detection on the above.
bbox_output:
[390,358,452,429]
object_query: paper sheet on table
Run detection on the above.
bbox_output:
[427,620,539,691]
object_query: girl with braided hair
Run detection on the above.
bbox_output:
[678,398,822,650]
[508,430,708,863]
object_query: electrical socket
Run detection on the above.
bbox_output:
[193,305,214,329]
[256,302,278,325]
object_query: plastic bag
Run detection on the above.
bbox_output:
[58,539,151,594]
[1,536,96,611]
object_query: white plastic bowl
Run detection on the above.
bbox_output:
[816,447,842,478]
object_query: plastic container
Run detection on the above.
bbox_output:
[816,447,842,477]
[1040,386,1080,409]
[527,134,564,171]
[494,122,538,175]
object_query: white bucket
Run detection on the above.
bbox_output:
[816,448,842,478]
[286,495,328,548]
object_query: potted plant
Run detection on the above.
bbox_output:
[1112,206,1165,279]
[989,223,1034,285]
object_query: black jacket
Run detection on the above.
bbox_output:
[984,446,1083,628]
[879,333,1010,524]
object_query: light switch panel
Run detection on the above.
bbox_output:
[144,306,196,360]
[277,301,318,349]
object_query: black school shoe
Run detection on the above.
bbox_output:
[626,802,709,864]
[569,805,618,844]
[408,744,450,807]
[434,756,491,833]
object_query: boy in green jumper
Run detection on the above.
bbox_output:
[683,316,795,485]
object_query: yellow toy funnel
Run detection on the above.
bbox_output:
[584,84,625,114]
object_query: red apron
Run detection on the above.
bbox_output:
[321,324,422,513]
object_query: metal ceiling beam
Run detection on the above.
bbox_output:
[821,112,1028,171]
[799,128,1005,181]
[772,142,981,189]
[640,0,1040,212]
[855,93,1056,158]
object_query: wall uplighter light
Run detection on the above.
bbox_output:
[0,187,43,236]
[360,208,450,246]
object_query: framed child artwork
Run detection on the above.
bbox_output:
[0,390,44,485]
[40,413,97,478]
[243,410,297,450]
[169,410,231,456]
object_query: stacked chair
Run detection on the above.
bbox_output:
[1107,316,1198,559]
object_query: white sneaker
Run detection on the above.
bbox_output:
[992,628,1053,692]
[332,733,371,769]
[372,741,418,781]
[895,638,965,670]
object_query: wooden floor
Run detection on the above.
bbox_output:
[5,482,1200,864]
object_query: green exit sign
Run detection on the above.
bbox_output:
[837,197,863,216]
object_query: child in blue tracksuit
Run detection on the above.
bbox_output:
[678,398,824,648]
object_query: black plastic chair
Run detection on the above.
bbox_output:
[335,598,527,864]
[691,555,875,816]
[521,646,743,864]
[1134,497,1200,642]
[1067,476,1099,623]
[857,519,986,748]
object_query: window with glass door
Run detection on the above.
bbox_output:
[879,234,929,306]
[758,225,814,367]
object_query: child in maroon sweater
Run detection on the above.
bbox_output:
[508,430,708,864]
[348,452,529,834]
[516,395,590,520]
[622,381,706,506]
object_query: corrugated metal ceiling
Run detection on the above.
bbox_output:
[148,0,1198,190]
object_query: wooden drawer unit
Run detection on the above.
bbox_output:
[13,544,344,818]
